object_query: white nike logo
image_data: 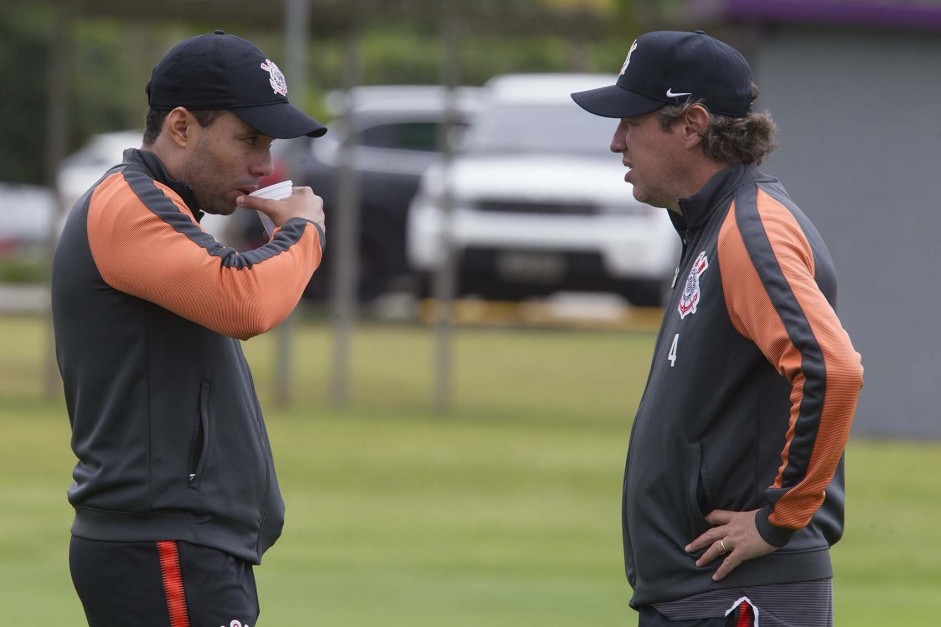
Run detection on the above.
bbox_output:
[666,88,692,98]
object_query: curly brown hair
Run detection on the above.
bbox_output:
[655,84,777,165]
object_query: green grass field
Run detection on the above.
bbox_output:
[1,313,938,625]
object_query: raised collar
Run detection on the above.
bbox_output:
[122,148,203,221]
[672,163,757,233]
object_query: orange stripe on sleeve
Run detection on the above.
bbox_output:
[87,173,322,340]
[718,191,863,531]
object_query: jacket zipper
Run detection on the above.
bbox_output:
[188,381,211,487]
[671,233,690,290]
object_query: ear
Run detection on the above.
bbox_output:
[679,104,710,149]
[164,107,194,148]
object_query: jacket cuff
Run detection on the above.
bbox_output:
[755,507,796,547]
[308,220,326,252]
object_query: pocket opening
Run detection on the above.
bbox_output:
[188,381,211,488]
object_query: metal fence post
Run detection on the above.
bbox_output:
[44,4,73,398]
[329,27,361,407]
[432,9,461,413]
[272,0,311,408]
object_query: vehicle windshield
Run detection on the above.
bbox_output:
[460,102,616,156]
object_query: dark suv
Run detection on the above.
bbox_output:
[292,85,481,301]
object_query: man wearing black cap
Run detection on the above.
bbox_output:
[572,31,863,626]
[52,32,328,626]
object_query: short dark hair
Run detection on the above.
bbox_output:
[142,108,225,145]
[656,84,776,166]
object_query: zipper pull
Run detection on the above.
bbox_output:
[188,473,196,482]
[671,266,680,289]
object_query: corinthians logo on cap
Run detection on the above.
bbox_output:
[260,59,287,97]
[619,40,638,76]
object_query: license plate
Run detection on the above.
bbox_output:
[495,251,566,284]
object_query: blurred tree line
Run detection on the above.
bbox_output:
[2,1,642,186]
[1,7,145,185]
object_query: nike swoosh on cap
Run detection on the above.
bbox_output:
[666,88,692,97]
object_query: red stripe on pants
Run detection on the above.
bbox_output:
[157,541,191,627]
[735,600,754,627]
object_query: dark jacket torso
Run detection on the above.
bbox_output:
[52,149,323,563]
[624,164,863,606]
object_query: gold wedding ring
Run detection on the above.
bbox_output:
[719,539,729,553]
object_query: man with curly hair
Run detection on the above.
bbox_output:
[572,31,863,627]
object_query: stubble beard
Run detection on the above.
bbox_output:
[632,178,674,212]
[178,137,237,216]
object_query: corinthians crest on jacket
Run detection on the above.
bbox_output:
[678,251,709,319]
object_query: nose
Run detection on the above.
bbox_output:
[610,120,627,153]
[249,151,274,179]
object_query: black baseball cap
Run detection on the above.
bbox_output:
[146,30,327,138]
[571,31,753,119]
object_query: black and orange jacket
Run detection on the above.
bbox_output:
[51,149,323,564]
[624,164,863,607]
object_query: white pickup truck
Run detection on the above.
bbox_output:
[407,73,679,306]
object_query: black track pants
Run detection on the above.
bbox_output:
[70,536,260,627]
